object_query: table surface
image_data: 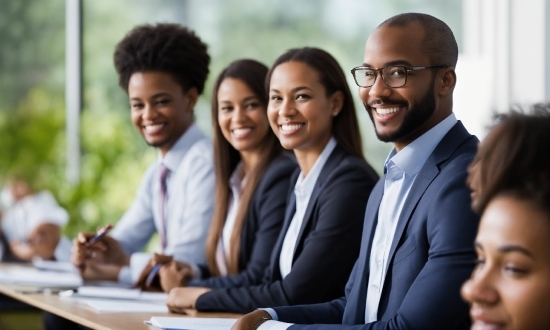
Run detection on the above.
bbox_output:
[0,264,242,330]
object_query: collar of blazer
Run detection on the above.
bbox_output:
[382,120,474,276]
[270,144,347,278]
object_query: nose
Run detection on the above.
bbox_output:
[368,72,392,100]
[232,106,247,124]
[461,266,499,305]
[278,99,296,117]
[142,103,158,120]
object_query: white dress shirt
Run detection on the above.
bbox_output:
[1,190,72,261]
[111,123,216,284]
[279,138,336,279]
[364,113,457,322]
[216,163,246,276]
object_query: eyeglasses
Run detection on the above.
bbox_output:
[350,65,448,88]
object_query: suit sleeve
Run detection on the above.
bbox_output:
[189,158,296,289]
[194,163,375,313]
[272,259,361,324]
[283,158,478,330]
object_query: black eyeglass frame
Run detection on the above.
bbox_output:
[350,65,448,88]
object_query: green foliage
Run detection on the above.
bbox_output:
[0,89,154,238]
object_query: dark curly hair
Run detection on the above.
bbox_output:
[113,23,210,94]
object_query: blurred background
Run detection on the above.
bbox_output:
[0,0,548,237]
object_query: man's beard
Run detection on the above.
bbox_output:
[365,78,436,143]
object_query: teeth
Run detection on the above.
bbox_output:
[232,128,252,136]
[144,124,164,131]
[375,107,400,115]
[281,124,303,132]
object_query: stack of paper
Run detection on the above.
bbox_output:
[0,266,82,288]
[59,286,169,313]
[81,299,168,313]
[61,286,168,302]
[145,317,237,330]
[32,258,79,273]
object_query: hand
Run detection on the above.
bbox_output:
[166,287,211,313]
[158,260,195,292]
[72,231,129,274]
[135,253,173,291]
[9,241,34,261]
[79,260,123,281]
[28,223,61,260]
[231,310,272,330]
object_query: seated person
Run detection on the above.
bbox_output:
[0,174,71,262]
[140,59,298,292]
[462,103,550,330]
[71,23,215,284]
[165,47,379,314]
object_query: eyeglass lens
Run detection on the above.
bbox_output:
[354,66,407,88]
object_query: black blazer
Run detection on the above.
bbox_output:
[273,121,480,330]
[189,153,298,289]
[195,144,379,313]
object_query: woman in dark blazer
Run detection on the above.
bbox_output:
[166,48,378,313]
[149,59,297,292]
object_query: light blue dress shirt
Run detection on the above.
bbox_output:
[111,123,215,284]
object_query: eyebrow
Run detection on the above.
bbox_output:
[220,96,258,104]
[130,92,171,101]
[270,86,313,94]
[362,60,414,68]
[475,242,534,259]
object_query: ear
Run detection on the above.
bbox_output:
[437,68,456,97]
[329,90,344,117]
[184,87,199,111]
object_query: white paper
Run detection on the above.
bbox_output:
[81,298,169,313]
[32,258,79,273]
[146,317,237,330]
[65,286,168,302]
[0,266,83,288]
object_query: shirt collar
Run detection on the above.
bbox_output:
[158,123,204,172]
[295,137,337,196]
[384,113,457,177]
[229,162,246,193]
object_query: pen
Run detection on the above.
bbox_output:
[145,264,162,288]
[85,224,113,247]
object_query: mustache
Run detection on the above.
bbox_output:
[363,97,406,109]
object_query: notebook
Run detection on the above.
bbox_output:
[144,316,237,330]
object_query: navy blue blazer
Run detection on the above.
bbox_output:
[273,121,480,329]
[189,153,298,289]
[195,144,379,313]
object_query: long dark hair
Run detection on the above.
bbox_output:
[266,47,364,160]
[206,59,283,276]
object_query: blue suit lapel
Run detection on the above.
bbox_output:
[343,178,385,324]
[384,121,473,279]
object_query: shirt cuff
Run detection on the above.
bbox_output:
[259,308,279,321]
[117,266,132,284]
[258,320,294,330]
[117,252,152,284]
[189,262,202,280]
